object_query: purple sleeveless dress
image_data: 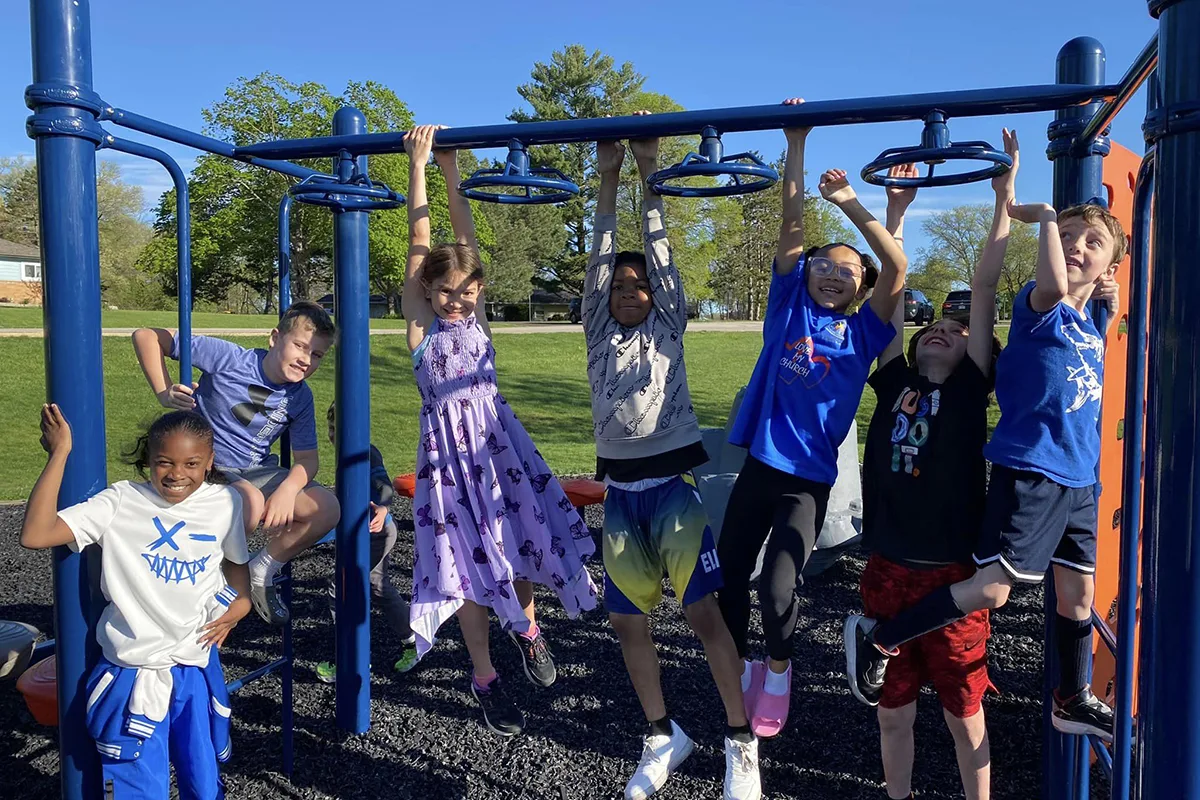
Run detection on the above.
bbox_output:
[408,315,597,656]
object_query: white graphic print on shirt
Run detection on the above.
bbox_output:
[1062,321,1104,413]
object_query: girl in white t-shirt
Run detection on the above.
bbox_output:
[22,405,251,800]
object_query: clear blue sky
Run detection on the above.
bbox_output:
[1,0,1157,260]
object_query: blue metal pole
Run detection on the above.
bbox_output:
[1112,146,1155,800]
[101,136,192,381]
[26,1,103,797]
[1047,35,1109,800]
[332,107,372,733]
[1140,0,1200,796]
[235,83,1122,161]
[277,189,295,774]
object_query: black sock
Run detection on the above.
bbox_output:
[874,585,967,652]
[647,716,674,738]
[1056,615,1093,699]
[726,723,754,744]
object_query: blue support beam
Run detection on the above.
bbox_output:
[331,107,373,733]
[101,136,193,381]
[1073,33,1159,155]
[1046,35,1110,800]
[26,1,105,797]
[235,83,1121,161]
[1140,0,1200,796]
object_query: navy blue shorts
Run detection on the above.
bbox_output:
[973,465,1097,583]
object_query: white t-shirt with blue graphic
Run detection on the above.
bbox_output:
[985,282,1105,487]
[61,481,249,669]
[171,334,317,468]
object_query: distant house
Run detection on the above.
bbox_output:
[315,293,390,318]
[0,238,42,305]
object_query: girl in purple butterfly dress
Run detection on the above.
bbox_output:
[401,126,597,736]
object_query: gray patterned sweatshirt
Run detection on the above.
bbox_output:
[582,194,701,461]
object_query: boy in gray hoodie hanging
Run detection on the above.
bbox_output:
[584,117,762,800]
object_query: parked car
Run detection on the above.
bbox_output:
[942,289,1000,322]
[904,289,934,325]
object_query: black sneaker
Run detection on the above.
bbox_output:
[250,579,289,626]
[844,615,890,707]
[509,629,557,688]
[471,676,525,736]
[1053,686,1114,741]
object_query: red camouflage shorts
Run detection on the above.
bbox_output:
[859,554,994,718]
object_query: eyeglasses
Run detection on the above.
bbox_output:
[809,256,864,281]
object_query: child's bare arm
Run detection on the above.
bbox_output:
[775,98,810,276]
[968,129,1019,373]
[434,145,479,253]
[21,404,80,550]
[132,327,196,410]
[878,163,919,367]
[403,126,438,348]
[200,560,252,649]
[1011,202,1066,313]
[819,170,909,323]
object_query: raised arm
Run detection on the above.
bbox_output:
[402,125,438,350]
[1010,198,1066,313]
[818,169,910,322]
[132,327,197,410]
[879,163,919,367]
[434,145,477,252]
[20,405,79,550]
[775,97,811,276]
[582,137,624,336]
[631,116,685,328]
[968,129,1018,372]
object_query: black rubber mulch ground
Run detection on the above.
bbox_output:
[0,499,1092,799]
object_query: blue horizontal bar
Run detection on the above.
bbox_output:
[226,657,288,694]
[1088,734,1114,777]
[1092,608,1119,655]
[103,107,330,182]
[235,82,1120,161]
[1074,33,1158,151]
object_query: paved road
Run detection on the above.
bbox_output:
[0,320,768,338]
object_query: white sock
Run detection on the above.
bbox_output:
[763,663,791,696]
[249,548,284,586]
[740,660,754,692]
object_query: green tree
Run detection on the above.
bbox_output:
[920,203,1038,315]
[905,253,959,312]
[509,45,647,295]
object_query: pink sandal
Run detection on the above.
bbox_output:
[743,660,765,722]
[751,664,792,738]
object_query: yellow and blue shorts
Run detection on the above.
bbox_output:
[602,473,723,614]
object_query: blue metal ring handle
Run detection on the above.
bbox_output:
[861,142,1012,188]
[459,167,579,205]
[649,151,779,198]
[290,178,405,210]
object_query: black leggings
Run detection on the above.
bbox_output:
[716,455,831,662]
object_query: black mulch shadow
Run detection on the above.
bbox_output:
[0,502,1111,799]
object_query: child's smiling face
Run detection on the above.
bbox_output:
[149,431,214,504]
[806,245,869,312]
[609,261,653,327]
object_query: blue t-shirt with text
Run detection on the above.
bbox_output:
[171,334,317,468]
[728,257,895,484]
[984,282,1104,487]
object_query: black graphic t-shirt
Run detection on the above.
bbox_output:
[862,355,989,566]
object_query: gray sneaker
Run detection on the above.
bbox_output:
[250,579,289,626]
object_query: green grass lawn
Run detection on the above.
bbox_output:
[0,326,1005,501]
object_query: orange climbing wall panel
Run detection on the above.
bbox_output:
[1091,138,1147,713]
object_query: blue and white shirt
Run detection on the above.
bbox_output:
[985,282,1105,487]
[61,481,248,668]
[172,334,317,468]
[729,256,895,484]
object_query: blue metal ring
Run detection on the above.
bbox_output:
[861,143,1012,188]
[290,177,405,210]
[649,152,778,198]
[459,169,579,205]
[24,82,107,115]
[25,113,107,145]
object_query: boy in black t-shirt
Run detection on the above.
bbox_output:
[853,136,1014,800]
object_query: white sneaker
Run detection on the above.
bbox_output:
[724,736,762,800]
[624,721,694,800]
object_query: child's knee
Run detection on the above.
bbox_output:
[683,595,723,636]
[235,482,265,529]
[608,611,650,641]
[877,702,917,731]
[1054,569,1094,610]
[976,581,1011,610]
[299,485,341,525]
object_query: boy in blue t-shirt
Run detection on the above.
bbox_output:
[846,197,1126,741]
[715,97,908,739]
[133,300,342,627]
